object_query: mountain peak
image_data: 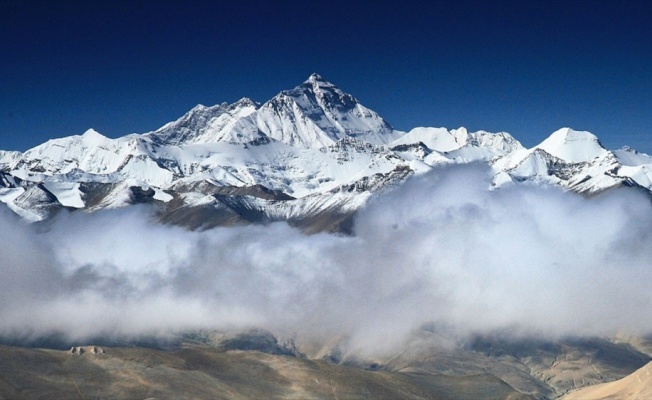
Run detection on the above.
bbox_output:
[304,73,336,90]
[307,73,325,83]
[82,128,103,137]
[550,127,596,140]
[190,103,207,111]
[233,97,259,108]
[81,128,108,143]
[536,127,606,163]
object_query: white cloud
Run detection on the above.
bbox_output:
[1,165,652,353]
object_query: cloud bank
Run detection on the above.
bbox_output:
[2,165,652,352]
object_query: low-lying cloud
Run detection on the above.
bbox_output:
[2,164,652,353]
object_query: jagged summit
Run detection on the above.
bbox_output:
[141,75,399,149]
[290,73,354,106]
[307,72,324,82]
[304,72,336,89]
[234,97,260,108]
[251,74,400,148]
[146,98,258,146]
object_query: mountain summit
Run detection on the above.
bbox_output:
[536,127,607,163]
[146,74,398,149]
[0,74,651,229]
[255,73,400,148]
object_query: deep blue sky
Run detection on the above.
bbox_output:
[2,0,651,153]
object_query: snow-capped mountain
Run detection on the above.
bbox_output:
[1,74,651,230]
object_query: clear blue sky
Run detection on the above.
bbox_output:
[1,0,651,153]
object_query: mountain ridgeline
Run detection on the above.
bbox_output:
[1,73,651,231]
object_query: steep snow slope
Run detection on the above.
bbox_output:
[147,98,261,145]
[253,73,403,149]
[144,73,402,150]
[152,137,406,198]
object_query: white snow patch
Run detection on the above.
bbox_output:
[152,187,173,202]
[42,182,85,208]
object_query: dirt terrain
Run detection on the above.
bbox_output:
[0,343,530,400]
[2,331,652,399]
[562,361,652,399]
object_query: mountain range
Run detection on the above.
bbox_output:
[1,73,651,231]
[3,74,652,399]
